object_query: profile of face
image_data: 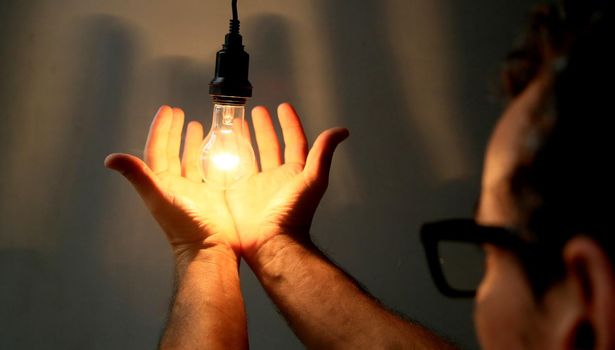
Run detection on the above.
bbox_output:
[473,73,552,349]
[473,72,615,349]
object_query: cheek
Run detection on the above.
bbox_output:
[474,253,536,350]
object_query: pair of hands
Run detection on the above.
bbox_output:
[105,103,348,264]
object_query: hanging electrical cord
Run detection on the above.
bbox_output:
[232,0,238,22]
[229,0,240,34]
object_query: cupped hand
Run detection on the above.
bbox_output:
[226,103,349,259]
[105,106,239,259]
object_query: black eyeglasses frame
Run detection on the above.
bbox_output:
[420,219,528,298]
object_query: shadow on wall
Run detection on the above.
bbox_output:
[52,14,138,309]
[150,57,212,123]
[313,0,472,192]
[245,15,300,112]
[0,14,167,348]
[308,0,435,251]
[313,0,431,197]
[0,0,36,226]
[307,0,478,348]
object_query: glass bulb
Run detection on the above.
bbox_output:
[200,103,255,189]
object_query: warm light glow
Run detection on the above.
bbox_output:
[200,104,255,188]
[211,153,240,171]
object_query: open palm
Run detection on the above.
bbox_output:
[226,103,349,257]
[105,106,238,254]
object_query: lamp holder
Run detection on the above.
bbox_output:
[209,1,252,105]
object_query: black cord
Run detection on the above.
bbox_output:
[229,0,240,34]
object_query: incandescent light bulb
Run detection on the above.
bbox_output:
[200,103,255,188]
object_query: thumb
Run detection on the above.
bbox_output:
[104,153,162,204]
[304,128,349,185]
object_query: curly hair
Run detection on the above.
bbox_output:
[500,0,614,296]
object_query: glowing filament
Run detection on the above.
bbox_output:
[211,153,240,171]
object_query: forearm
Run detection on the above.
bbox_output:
[248,234,457,350]
[160,246,248,350]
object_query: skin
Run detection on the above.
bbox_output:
[105,106,246,349]
[474,72,554,350]
[106,79,615,348]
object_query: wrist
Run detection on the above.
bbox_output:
[243,223,311,258]
[245,232,316,274]
[173,242,239,277]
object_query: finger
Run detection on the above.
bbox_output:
[145,105,173,173]
[104,153,164,210]
[181,121,204,182]
[304,128,350,185]
[252,106,282,171]
[167,107,185,175]
[278,103,308,167]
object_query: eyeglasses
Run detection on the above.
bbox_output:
[420,219,528,298]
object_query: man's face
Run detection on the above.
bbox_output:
[474,74,558,349]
